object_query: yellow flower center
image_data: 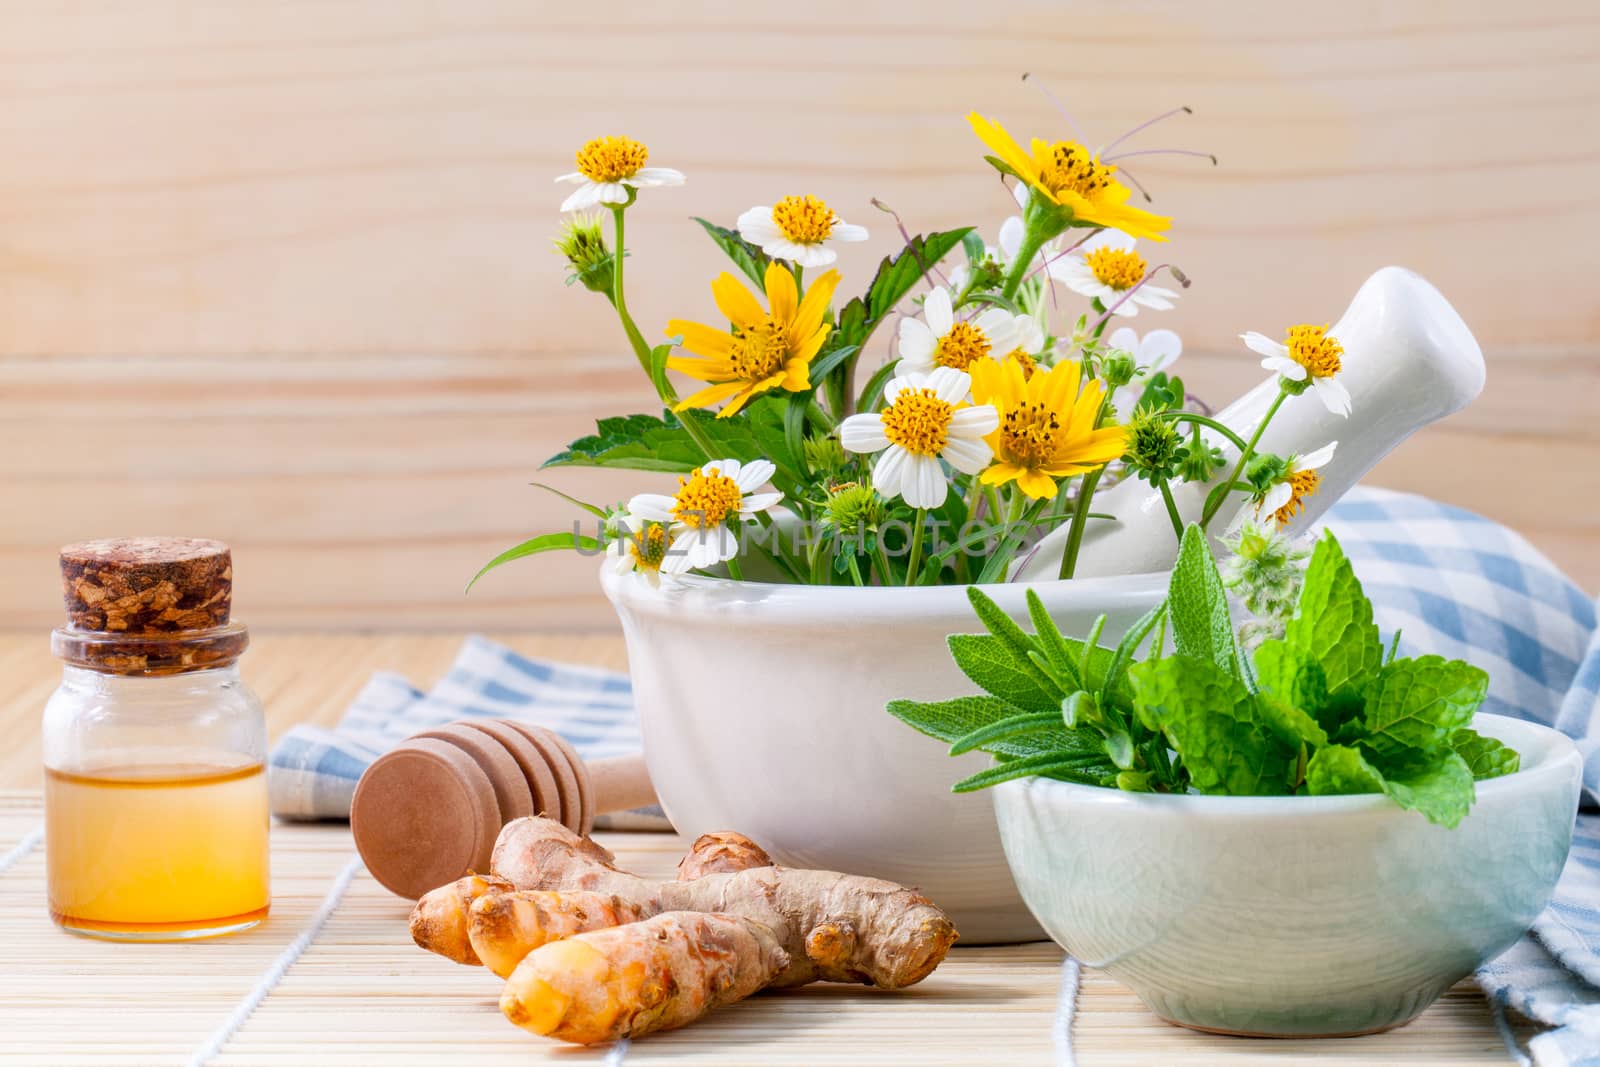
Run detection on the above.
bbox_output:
[1085,247,1146,291]
[934,321,992,371]
[671,468,744,529]
[575,136,650,183]
[627,524,668,571]
[770,195,837,244]
[1006,350,1038,380]
[1040,142,1116,200]
[1285,324,1343,379]
[729,317,791,381]
[1271,469,1321,528]
[999,402,1064,468]
[880,388,954,457]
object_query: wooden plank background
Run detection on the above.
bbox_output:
[1,0,1596,631]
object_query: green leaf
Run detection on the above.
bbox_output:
[1359,655,1489,760]
[692,217,770,288]
[1307,744,1477,827]
[467,531,601,592]
[964,588,1061,699]
[834,228,973,351]
[1286,531,1383,695]
[544,405,799,482]
[1100,602,1167,708]
[886,696,1094,760]
[1254,692,1329,749]
[962,230,986,265]
[1305,744,1387,796]
[1452,728,1521,780]
[648,341,674,401]
[951,751,1116,793]
[948,712,1064,755]
[1167,524,1241,678]
[1128,654,1297,795]
[806,343,859,388]
[1250,640,1331,746]
[947,635,1060,713]
[528,482,606,519]
[1382,752,1476,829]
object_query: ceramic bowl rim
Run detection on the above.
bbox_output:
[601,562,1172,616]
[994,713,1580,818]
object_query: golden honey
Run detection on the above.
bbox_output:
[45,761,270,938]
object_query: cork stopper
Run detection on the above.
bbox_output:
[53,537,246,674]
[60,537,233,633]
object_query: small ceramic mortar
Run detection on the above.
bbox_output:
[992,714,1582,1037]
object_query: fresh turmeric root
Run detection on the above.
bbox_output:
[500,911,789,1043]
[487,816,958,989]
[411,829,767,968]
[411,817,959,1044]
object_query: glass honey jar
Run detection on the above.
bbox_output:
[42,537,270,940]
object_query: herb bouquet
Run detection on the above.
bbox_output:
[475,105,1356,590]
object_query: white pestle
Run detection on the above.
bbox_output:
[1014,266,1486,581]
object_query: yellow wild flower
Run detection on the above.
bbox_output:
[969,357,1128,499]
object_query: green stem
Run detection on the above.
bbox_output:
[1058,468,1105,580]
[609,204,654,381]
[1200,387,1288,528]
[1157,479,1183,541]
[904,509,928,587]
[1000,228,1049,302]
[724,553,745,583]
[1158,411,1251,453]
[873,536,896,588]
[805,398,836,432]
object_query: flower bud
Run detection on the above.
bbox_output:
[553,212,616,295]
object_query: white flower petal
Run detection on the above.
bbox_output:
[926,367,973,405]
[948,403,1000,438]
[1297,441,1338,471]
[924,288,954,335]
[940,435,993,474]
[903,454,948,509]
[631,167,685,187]
[1260,482,1293,516]
[840,413,890,454]
[1010,182,1031,211]
[883,373,925,404]
[560,184,603,212]
[701,458,740,480]
[1107,326,1139,353]
[1106,298,1140,317]
[740,490,783,514]
[735,459,776,491]
[737,207,779,245]
[898,317,937,362]
[554,172,587,185]
[1261,355,1307,381]
[787,243,838,268]
[973,307,1018,351]
[1082,229,1135,254]
[998,216,1025,261]
[1312,376,1352,417]
[1013,315,1045,355]
[832,222,869,242]
[1241,332,1287,359]
[873,445,910,501]
[627,494,677,522]
[1139,328,1182,371]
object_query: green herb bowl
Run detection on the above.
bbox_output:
[992,713,1582,1037]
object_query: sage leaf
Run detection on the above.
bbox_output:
[1167,524,1241,678]
[947,634,1060,713]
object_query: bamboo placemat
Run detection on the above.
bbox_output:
[0,792,1521,1066]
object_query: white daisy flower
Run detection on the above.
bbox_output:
[1107,325,1182,414]
[838,368,999,509]
[1230,442,1338,532]
[736,195,868,268]
[607,513,671,587]
[556,135,685,213]
[896,288,1019,376]
[1241,323,1352,417]
[1054,230,1177,317]
[626,459,783,574]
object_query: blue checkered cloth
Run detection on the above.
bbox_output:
[268,486,1600,1061]
[1324,488,1600,1065]
[267,635,664,829]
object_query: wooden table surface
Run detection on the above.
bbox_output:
[0,632,1528,1064]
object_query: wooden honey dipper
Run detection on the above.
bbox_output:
[350,719,657,899]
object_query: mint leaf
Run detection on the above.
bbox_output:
[1253,640,1329,717]
[1452,728,1521,780]
[1167,524,1240,678]
[1382,752,1475,829]
[1306,744,1387,795]
[692,218,770,288]
[1255,692,1329,749]
[544,403,800,483]
[1286,531,1382,695]
[1128,655,1296,795]
[1307,744,1477,827]
[947,635,1060,713]
[1359,655,1488,760]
